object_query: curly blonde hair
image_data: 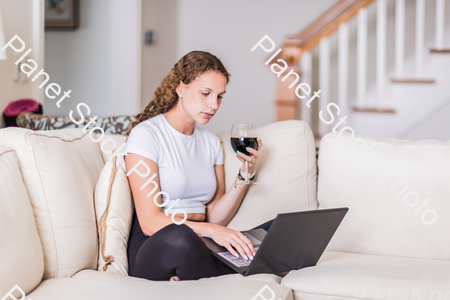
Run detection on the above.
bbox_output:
[127,51,230,137]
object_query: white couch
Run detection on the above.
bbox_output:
[0,120,448,300]
[282,133,450,300]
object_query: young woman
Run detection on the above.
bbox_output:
[124,51,268,282]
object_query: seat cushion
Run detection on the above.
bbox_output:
[282,251,450,300]
[95,155,133,275]
[0,128,105,279]
[318,133,450,260]
[0,145,44,296]
[27,270,293,300]
[71,269,282,284]
[218,120,317,231]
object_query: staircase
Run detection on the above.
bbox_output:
[273,0,450,141]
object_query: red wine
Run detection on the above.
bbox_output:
[231,137,258,156]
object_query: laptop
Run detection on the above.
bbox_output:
[201,207,348,276]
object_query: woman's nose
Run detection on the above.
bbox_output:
[208,97,220,109]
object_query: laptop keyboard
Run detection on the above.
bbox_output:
[217,247,259,268]
[218,252,251,267]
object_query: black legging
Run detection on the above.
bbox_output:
[127,211,274,281]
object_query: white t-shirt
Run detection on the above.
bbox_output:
[125,113,223,214]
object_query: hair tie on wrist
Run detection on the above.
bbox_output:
[238,167,255,181]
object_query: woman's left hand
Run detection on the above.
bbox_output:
[236,137,263,174]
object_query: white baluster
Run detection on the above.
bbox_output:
[435,0,445,49]
[416,0,425,75]
[338,22,349,118]
[395,0,405,76]
[301,51,312,126]
[357,8,368,108]
[319,37,330,136]
[377,0,387,106]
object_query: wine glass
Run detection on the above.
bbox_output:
[230,124,259,185]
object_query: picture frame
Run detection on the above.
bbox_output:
[45,0,79,30]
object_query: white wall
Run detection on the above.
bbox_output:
[141,0,178,111]
[43,0,336,133]
[403,95,450,140]
[44,0,141,118]
[0,0,44,128]
[2,0,446,140]
[175,0,336,133]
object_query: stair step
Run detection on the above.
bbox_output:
[390,77,435,83]
[352,107,396,113]
[430,48,450,53]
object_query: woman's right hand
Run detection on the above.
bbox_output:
[205,223,256,260]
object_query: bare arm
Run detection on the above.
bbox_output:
[205,164,249,226]
[125,153,256,259]
[206,138,263,226]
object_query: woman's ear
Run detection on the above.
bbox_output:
[176,80,184,96]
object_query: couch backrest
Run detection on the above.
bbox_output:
[0,120,317,282]
[0,145,44,295]
[0,128,105,279]
[218,120,318,231]
[97,133,127,164]
[318,132,450,260]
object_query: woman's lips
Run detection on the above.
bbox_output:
[202,112,214,119]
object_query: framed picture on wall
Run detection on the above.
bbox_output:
[45,0,79,30]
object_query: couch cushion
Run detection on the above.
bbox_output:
[71,269,282,284]
[318,133,450,260]
[282,251,450,300]
[0,145,44,296]
[27,271,293,300]
[96,133,127,164]
[95,155,133,275]
[218,120,317,230]
[0,128,105,279]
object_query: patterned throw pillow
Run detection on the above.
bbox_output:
[16,112,136,135]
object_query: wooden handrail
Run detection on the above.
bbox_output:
[274,0,376,62]
[295,0,375,52]
[272,0,377,123]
